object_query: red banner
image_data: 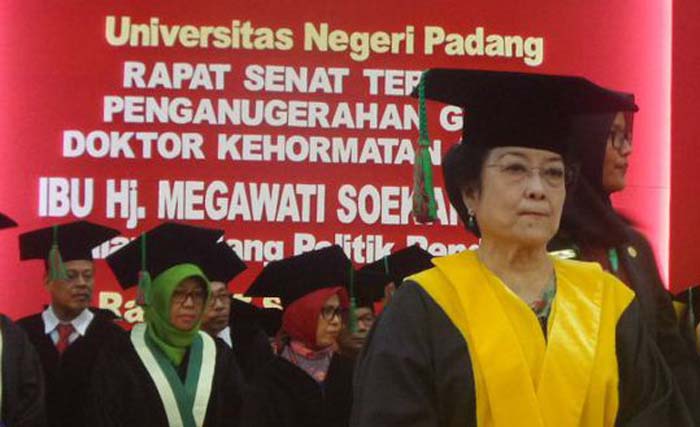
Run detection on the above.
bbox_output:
[0,0,673,319]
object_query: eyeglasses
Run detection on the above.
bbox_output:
[608,129,632,151]
[207,292,232,307]
[485,161,574,187]
[320,305,348,321]
[172,289,207,306]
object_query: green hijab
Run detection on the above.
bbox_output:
[145,263,211,366]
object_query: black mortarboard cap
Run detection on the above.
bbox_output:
[245,245,352,307]
[360,245,434,286]
[354,270,393,308]
[106,222,224,289]
[412,68,638,156]
[0,213,17,230]
[259,307,283,337]
[201,241,247,284]
[229,299,283,337]
[19,220,119,262]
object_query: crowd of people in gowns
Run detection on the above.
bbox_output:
[1,69,699,427]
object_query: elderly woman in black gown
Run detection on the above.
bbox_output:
[351,69,693,427]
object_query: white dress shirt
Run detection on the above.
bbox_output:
[42,306,94,346]
[217,325,233,348]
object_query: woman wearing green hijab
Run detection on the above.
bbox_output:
[145,264,211,367]
[88,223,244,427]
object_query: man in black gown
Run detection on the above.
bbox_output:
[16,221,125,427]
[199,240,276,382]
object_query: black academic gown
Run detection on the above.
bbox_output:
[1,314,46,427]
[228,323,274,383]
[351,282,693,427]
[240,353,354,427]
[87,330,243,427]
[16,310,125,427]
[550,180,700,423]
[617,229,700,406]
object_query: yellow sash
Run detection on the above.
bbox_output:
[411,251,634,427]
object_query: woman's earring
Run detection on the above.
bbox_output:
[467,208,476,229]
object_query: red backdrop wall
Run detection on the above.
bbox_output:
[0,0,675,320]
[669,0,700,291]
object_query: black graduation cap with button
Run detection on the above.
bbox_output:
[246,244,368,331]
[19,220,120,282]
[106,222,224,305]
[409,68,639,223]
[200,241,247,284]
[245,245,352,307]
[0,213,17,230]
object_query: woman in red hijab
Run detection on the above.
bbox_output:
[241,245,355,427]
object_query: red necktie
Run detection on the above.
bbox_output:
[56,323,75,354]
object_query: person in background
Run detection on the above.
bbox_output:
[359,245,434,283]
[336,270,389,360]
[359,244,435,307]
[199,241,274,382]
[339,245,435,359]
[0,213,46,427]
[241,245,355,427]
[351,69,693,426]
[549,98,700,422]
[88,222,244,427]
[17,221,124,427]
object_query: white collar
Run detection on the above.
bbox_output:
[217,326,232,348]
[42,306,94,336]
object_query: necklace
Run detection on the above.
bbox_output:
[529,276,557,316]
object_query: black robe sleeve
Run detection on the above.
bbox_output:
[214,340,244,427]
[615,298,694,426]
[1,315,47,427]
[350,283,476,427]
[230,324,274,383]
[239,377,276,427]
[620,230,700,424]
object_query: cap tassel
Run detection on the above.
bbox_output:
[412,71,438,223]
[47,225,68,281]
[348,267,358,333]
[136,233,152,306]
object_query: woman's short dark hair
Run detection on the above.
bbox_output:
[442,142,490,237]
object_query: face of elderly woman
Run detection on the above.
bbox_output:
[316,294,343,348]
[463,146,567,247]
[170,277,208,331]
